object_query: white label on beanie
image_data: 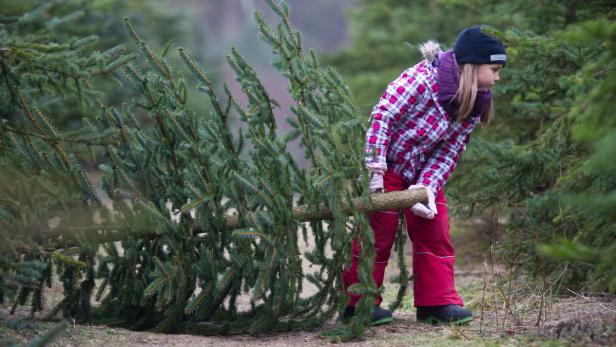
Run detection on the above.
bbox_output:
[490,54,506,61]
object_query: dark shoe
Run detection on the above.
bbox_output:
[416,304,473,325]
[341,305,393,326]
[371,305,393,325]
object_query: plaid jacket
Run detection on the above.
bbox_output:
[365,60,481,194]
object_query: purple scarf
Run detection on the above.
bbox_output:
[434,50,491,120]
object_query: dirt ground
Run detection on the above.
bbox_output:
[3,224,616,346]
[4,262,616,346]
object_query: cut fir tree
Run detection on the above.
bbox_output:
[2,0,424,342]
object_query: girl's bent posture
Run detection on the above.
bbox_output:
[342,26,506,326]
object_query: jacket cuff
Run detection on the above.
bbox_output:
[366,162,386,174]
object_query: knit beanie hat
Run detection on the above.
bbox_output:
[454,25,506,65]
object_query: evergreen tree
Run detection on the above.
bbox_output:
[453,5,616,293]
[85,1,377,336]
[326,0,616,294]
[0,1,134,319]
[536,20,616,293]
[1,0,194,130]
[2,0,425,341]
[1,2,202,322]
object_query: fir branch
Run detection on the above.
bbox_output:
[123,18,177,90]
[216,268,237,293]
[102,53,137,74]
[184,282,213,316]
[32,107,58,136]
[231,171,258,195]
[178,48,213,87]
[226,47,277,134]
[178,48,228,121]
[15,89,50,137]
[144,276,166,299]
[1,124,117,146]
[252,247,277,300]
[16,89,72,170]
[231,229,272,243]
[179,193,214,214]
[51,252,87,269]
[134,198,174,229]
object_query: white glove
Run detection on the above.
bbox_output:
[368,171,384,193]
[408,184,437,219]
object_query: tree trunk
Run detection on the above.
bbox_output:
[38,188,427,249]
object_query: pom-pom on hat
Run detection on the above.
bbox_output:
[454,25,506,65]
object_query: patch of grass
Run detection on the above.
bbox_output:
[371,333,569,347]
[380,282,414,312]
[376,269,576,347]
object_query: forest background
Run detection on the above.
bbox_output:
[1,0,615,345]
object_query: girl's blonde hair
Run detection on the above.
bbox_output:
[456,64,493,125]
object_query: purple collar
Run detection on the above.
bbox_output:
[434,50,491,120]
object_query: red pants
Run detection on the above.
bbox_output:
[342,171,463,307]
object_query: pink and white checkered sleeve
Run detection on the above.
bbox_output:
[416,115,480,194]
[365,71,424,171]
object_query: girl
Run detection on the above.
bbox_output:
[342,26,506,325]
